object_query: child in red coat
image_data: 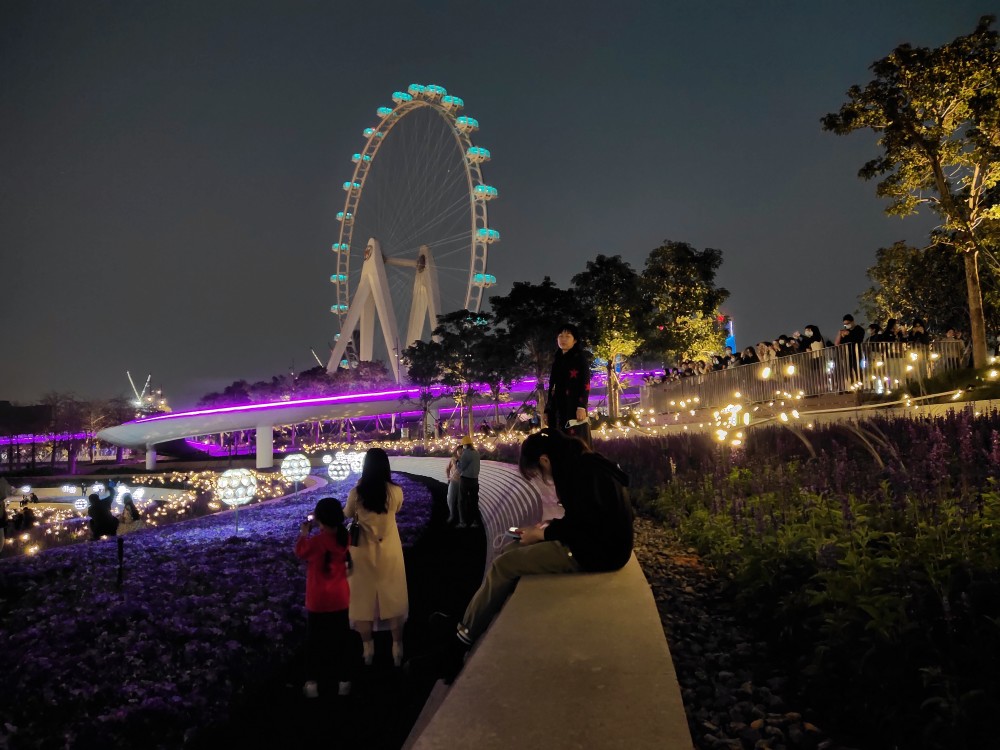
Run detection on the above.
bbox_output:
[295,496,352,698]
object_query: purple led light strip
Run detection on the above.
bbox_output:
[131,387,437,424]
[132,370,664,426]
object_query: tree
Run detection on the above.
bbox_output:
[571,255,644,417]
[470,328,525,428]
[822,15,1000,367]
[400,339,448,444]
[638,240,730,361]
[426,309,493,435]
[489,277,584,417]
[41,392,83,472]
[860,241,972,331]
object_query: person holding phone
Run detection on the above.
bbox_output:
[430,429,633,680]
[295,497,353,698]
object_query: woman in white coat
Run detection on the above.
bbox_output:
[345,448,409,666]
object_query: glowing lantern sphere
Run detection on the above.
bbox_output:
[328,460,350,482]
[281,453,311,483]
[322,454,333,464]
[216,469,257,506]
[74,498,88,511]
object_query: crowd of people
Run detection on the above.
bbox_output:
[646,314,973,384]
[292,321,633,693]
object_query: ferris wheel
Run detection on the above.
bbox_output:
[327,83,499,380]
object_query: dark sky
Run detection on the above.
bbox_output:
[1,1,988,408]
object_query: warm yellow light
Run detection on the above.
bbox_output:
[779,412,789,422]
[990,370,999,379]
[909,352,918,361]
[733,391,741,398]
[875,360,884,368]
[785,365,795,375]
[743,413,751,425]
[761,367,771,379]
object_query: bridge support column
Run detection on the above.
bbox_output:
[145,445,157,471]
[256,425,274,470]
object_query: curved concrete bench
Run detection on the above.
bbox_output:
[409,555,692,749]
[389,455,692,749]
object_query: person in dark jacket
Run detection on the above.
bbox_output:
[436,430,633,666]
[87,493,118,539]
[544,323,591,437]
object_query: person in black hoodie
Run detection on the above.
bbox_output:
[544,323,591,435]
[437,430,633,663]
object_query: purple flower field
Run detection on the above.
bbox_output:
[0,473,434,750]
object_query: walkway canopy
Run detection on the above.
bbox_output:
[96,387,459,469]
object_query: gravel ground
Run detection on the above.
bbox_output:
[633,516,859,750]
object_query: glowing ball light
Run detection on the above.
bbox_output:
[337,451,366,474]
[216,469,257,506]
[74,498,88,512]
[322,454,333,464]
[281,453,311,483]
[89,483,106,496]
[328,459,350,482]
[19,485,31,494]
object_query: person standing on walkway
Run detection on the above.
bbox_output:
[544,323,592,444]
[445,445,463,526]
[295,496,354,698]
[345,448,409,667]
[457,435,481,528]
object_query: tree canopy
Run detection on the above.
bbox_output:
[822,15,1000,366]
[861,241,974,332]
[638,240,729,360]
[489,277,585,413]
[572,255,643,416]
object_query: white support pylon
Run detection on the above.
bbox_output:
[405,245,441,346]
[327,238,402,381]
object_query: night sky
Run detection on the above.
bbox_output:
[1,1,988,408]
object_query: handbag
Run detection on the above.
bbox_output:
[349,512,361,546]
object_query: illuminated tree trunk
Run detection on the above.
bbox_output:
[964,249,989,368]
[607,361,619,418]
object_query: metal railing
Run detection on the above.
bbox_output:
[640,340,967,412]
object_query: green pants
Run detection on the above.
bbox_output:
[459,540,581,642]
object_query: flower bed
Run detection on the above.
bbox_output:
[646,411,1000,749]
[0,472,433,750]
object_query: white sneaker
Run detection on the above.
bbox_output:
[338,681,352,696]
[303,681,319,699]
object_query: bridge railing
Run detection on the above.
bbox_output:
[641,340,966,412]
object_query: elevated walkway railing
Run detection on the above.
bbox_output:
[641,340,965,413]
